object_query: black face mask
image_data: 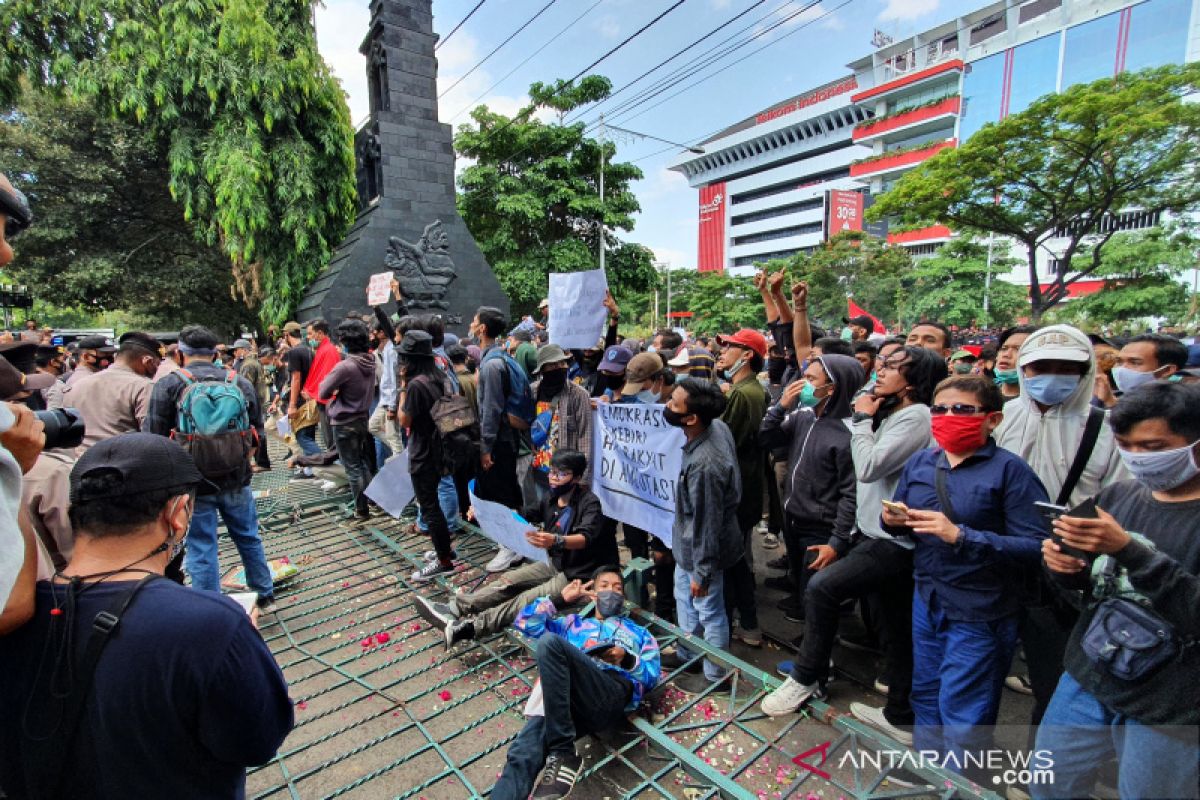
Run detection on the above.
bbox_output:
[549,479,576,498]
[663,407,688,427]
[583,352,602,370]
[539,369,567,397]
[767,356,787,384]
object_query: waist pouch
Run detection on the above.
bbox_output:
[1081,597,1178,682]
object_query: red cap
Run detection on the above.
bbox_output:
[716,329,768,359]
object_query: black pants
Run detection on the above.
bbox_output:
[792,537,915,726]
[412,467,454,560]
[783,514,830,610]
[254,427,271,469]
[1020,602,1076,729]
[476,439,523,511]
[724,528,758,631]
[332,419,376,515]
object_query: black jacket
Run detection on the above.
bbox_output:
[524,487,618,581]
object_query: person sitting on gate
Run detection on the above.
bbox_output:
[412,449,618,648]
[491,565,661,800]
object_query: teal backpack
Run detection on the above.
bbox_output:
[172,369,256,482]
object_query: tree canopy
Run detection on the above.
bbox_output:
[1,89,257,334]
[897,237,1027,329]
[455,76,658,316]
[867,64,1200,319]
[1,0,357,324]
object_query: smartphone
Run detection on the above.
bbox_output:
[881,500,910,518]
[1042,497,1099,561]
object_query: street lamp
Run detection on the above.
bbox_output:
[597,113,705,273]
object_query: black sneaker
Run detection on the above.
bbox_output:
[445,618,475,649]
[410,559,455,584]
[413,595,457,631]
[256,595,278,614]
[532,751,584,799]
[766,555,790,570]
[778,595,805,623]
[675,671,732,696]
[836,631,883,655]
[660,648,702,674]
[763,575,793,592]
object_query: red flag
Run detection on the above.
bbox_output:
[847,298,886,334]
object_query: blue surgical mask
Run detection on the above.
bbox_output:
[1118,441,1200,491]
[1024,374,1079,406]
[635,389,660,405]
[722,357,745,382]
[1113,365,1162,394]
[993,369,1019,385]
[595,590,625,618]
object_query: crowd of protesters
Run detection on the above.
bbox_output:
[0,171,1198,800]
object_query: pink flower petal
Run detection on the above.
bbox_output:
[438,690,452,701]
[377,632,391,644]
[361,636,374,648]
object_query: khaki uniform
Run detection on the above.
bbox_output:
[22,450,75,574]
[64,363,152,452]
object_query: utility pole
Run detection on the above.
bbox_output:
[598,114,606,274]
[982,231,995,327]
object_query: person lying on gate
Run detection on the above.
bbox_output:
[412,449,618,648]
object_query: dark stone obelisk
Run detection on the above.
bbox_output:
[297,0,508,331]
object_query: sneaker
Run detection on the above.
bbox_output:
[762,532,781,550]
[291,468,315,481]
[675,671,731,696]
[850,702,913,746]
[256,596,278,615]
[422,548,458,562]
[763,575,793,592]
[778,595,805,623]
[874,678,890,695]
[531,751,584,800]
[776,659,794,677]
[444,617,475,649]
[765,555,790,571]
[836,632,883,655]
[733,627,762,647]
[660,648,702,674]
[410,559,456,584]
[485,546,523,573]
[760,676,822,717]
[413,595,457,631]
[319,479,339,491]
[1005,674,1034,695]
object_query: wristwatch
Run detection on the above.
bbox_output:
[851,411,873,424]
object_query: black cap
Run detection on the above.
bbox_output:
[118,331,162,355]
[397,330,435,358]
[70,433,204,504]
[843,314,874,331]
[0,341,38,373]
[77,335,117,352]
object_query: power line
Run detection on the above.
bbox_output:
[439,0,559,100]
[436,0,487,52]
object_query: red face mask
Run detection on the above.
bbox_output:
[931,414,988,455]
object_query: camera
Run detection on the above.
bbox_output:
[36,408,85,451]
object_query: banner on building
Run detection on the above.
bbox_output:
[591,403,686,547]
[697,182,727,273]
[548,268,610,350]
[825,190,865,239]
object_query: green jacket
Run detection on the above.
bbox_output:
[721,374,768,533]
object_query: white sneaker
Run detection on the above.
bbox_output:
[850,702,913,745]
[1005,674,1034,695]
[873,678,889,695]
[733,627,762,647]
[760,676,821,717]
[485,546,523,573]
[761,532,781,549]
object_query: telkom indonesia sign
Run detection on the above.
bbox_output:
[697,183,726,273]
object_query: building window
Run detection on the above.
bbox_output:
[732,247,813,267]
[1062,11,1120,86]
[1018,0,1061,25]
[731,197,824,226]
[1125,0,1191,74]
[888,79,959,114]
[969,14,1007,46]
[731,167,851,204]
[883,48,917,80]
[904,243,941,256]
[732,222,823,246]
[1052,209,1162,238]
[960,51,1005,141]
[884,126,954,152]
[1008,34,1060,117]
[926,34,959,65]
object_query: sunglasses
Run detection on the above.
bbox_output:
[930,403,988,416]
[1,186,32,239]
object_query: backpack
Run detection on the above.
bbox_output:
[429,378,480,475]
[172,368,257,483]
[481,348,536,430]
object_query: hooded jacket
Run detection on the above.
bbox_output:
[319,352,376,424]
[759,354,863,554]
[994,324,1127,507]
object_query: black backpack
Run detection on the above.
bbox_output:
[430,378,479,475]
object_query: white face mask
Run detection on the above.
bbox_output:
[1112,365,1166,394]
[1118,441,1200,492]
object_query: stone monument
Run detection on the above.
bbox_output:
[297,0,509,330]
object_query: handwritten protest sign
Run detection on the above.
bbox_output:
[468,481,549,564]
[364,451,415,518]
[366,271,394,306]
[548,269,609,350]
[591,402,685,547]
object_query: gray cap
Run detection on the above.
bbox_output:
[232,338,253,350]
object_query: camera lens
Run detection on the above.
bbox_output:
[35,408,85,451]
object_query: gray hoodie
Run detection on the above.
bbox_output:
[319,352,376,424]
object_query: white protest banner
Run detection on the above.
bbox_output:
[468,481,549,564]
[364,450,415,518]
[548,269,609,350]
[366,270,394,306]
[591,402,685,548]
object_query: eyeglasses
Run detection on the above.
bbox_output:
[930,403,987,416]
[548,469,574,480]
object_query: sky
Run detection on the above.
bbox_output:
[314,0,984,271]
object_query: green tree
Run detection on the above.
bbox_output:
[1,0,357,324]
[455,76,658,316]
[665,270,764,335]
[1063,225,1195,323]
[898,238,1026,329]
[2,89,257,334]
[867,64,1200,320]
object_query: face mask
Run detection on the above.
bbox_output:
[265,365,277,374]
[722,357,745,382]
[583,353,602,370]
[646,345,657,354]
[869,371,877,384]
[1113,365,1162,394]
[1025,374,1080,406]
[767,357,786,384]
[663,407,687,427]
[636,389,660,405]
[799,382,824,408]
[540,369,567,394]
[1118,442,1200,492]
[549,479,577,498]
[993,369,1019,386]
[931,414,989,455]
[595,590,625,618]
[307,338,319,349]
[952,362,973,374]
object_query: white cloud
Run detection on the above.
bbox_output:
[314,0,372,126]
[636,167,689,201]
[650,246,689,269]
[878,0,940,22]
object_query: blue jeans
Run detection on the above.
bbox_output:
[418,475,461,533]
[294,424,321,456]
[910,590,1017,762]
[188,487,274,599]
[491,635,630,800]
[672,566,729,682]
[1032,672,1199,800]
